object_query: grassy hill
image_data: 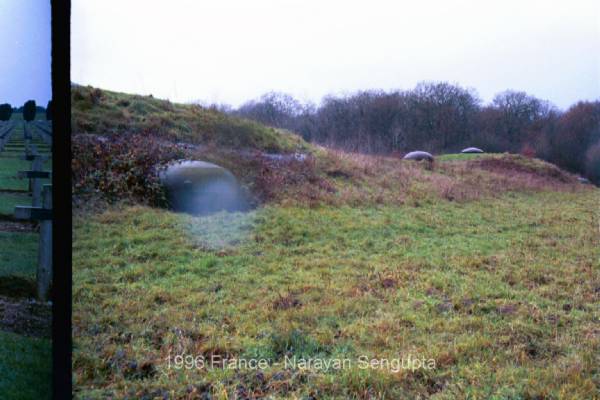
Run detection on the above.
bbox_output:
[72,85,309,153]
[72,86,599,399]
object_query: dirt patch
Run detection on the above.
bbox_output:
[0,276,37,298]
[0,220,36,233]
[0,296,51,338]
[326,169,353,179]
[272,293,302,310]
[0,189,29,194]
[381,277,397,289]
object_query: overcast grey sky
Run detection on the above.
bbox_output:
[0,1,51,106]
[72,0,599,110]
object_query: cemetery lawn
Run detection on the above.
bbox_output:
[0,118,53,400]
[0,232,38,278]
[0,158,51,191]
[0,330,52,400]
[72,189,599,399]
[0,192,31,216]
[0,175,28,191]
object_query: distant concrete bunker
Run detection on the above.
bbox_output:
[461,147,484,153]
[403,151,434,161]
[159,160,247,215]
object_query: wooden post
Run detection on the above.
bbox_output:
[27,151,37,194]
[37,185,52,301]
[21,154,48,200]
[28,144,39,156]
[32,157,43,206]
[17,170,51,207]
[14,184,53,301]
[23,122,31,151]
[33,121,53,145]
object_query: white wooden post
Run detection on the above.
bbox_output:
[37,184,52,301]
[17,170,51,207]
[14,184,53,301]
[32,157,44,206]
[24,121,31,152]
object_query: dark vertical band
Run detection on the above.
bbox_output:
[51,0,72,398]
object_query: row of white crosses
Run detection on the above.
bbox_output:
[0,121,16,151]
[14,121,53,302]
[20,122,51,206]
[32,120,53,145]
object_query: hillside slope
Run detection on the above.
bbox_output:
[71,84,310,153]
[72,86,592,211]
[72,87,599,399]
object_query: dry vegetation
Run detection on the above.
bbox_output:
[72,127,585,212]
[71,85,309,153]
[72,86,600,399]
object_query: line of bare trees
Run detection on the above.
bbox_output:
[227,82,600,183]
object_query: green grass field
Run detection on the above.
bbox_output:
[0,121,45,277]
[0,159,30,191]
[0,171,50,192]
[0,122,51,192]
[70,86,600,399]
[437,153,489,161]
[73,189,600,399]
[9,112,48,121]
[0,192,31,215]
[0,121,49,278]
[0,331,52,400]
[0,232,38,278]
[0,119,52,400]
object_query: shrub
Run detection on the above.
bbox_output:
[89,88,103,105]
[0,103,12,121]
[71,133,186,205]
[520,143,536,158]
[23,100,36,121]
[46,100,52,120]
[247,154,333,204]
[585,142,600,184]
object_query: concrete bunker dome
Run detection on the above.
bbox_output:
[461,147,484,153]
[403,151,434,161]
[159,160,247,215]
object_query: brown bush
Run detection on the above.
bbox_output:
[246,154,334,204]
[520,143,536,158]
[71,133,186,205]
[585,142,600,184]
